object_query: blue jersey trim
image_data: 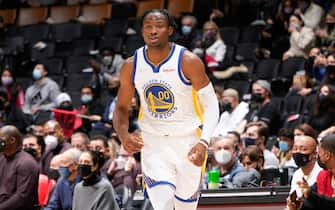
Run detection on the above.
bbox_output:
[146,180,176,189]
[131,50,138,84]
[177,48,192,86]
[143,43,176,73]
[174,194,198,203]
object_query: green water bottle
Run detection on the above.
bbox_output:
[207,169,220,189]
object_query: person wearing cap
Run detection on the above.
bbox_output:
[52,93,82,139]
[22,63,60,123]
[212,88,249,137]
[243,80,282,135]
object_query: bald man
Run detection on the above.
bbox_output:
[289,135,322,199]
[0,125,39,210]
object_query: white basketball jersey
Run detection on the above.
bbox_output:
[133,43,202,136]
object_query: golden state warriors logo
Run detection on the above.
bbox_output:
[143,83,177,119]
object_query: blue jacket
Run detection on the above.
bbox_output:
[44,175,81,210]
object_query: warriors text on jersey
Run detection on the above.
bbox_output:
[132,43,202,136]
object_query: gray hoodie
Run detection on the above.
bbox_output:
[23,77,60,114]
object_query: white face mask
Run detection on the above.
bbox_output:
[45,135,58,150]
[214,149,232,165]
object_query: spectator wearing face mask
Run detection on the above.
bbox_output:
[295,0,324,30]
[176,15,202,51]
[242,121,279,169]
[0,126,39,210]
[22,63,60,122]
[283,14,315,60]
[309,84,335,133]
[52,93,82,139]
[275,127,297,169]
[243,80,282,135]
[40,120,72,174]
[88,48,124,95]
[0,87,30,133]
[212,88,249,137]
[210,136,244,188]
[107,146,141,193]
[0,67,25,107]
[193,21,226,71]
[23,134,54,208]
[44,148,82,210]
[289,134,335,210]
[78,85,105,134]
[287,135,321,205]
[73,150,120,210]
[315,9,335,49]
[89,135,112,177]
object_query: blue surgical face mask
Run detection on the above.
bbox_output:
[279,141,289,152]
[59,166,70,179]
[32,68,42,80]
[81,94,93,104]
[181,25,192,35]
[244,137,256,147]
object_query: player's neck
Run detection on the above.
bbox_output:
[146,42,173,66]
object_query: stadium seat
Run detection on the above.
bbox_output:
[48,5,80,24]
[167,0,194,17]
[40,58,64,75]
[21,23,50,44]
[219,27,240,46]
[79,3,112,24]
[50,22,81,43]
[136,0,164,17]
[30,41,56,61]
[240,26,261,43]
[224,79,251,98]
[66,55,91,75]
[2,36,24,55]
[278,57,306,80]
[98,37,123,53]
[235,43,258,62]
[254,58,280,80]
[80,23,102,40]
[17,7,48,26]
[103,19,128,38]
[72,39,96,56]
[0,9,17,26]
[124,35,145,57]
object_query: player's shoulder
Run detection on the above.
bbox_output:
[181,48,202,63]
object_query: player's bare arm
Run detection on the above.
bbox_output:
[182,50,220,167]
[113,57,144,153]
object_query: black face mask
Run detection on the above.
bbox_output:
[220,102,233,113]
[78,164,92,179]
[0,138,6,152]
[24,147,37,159]
[317,155,327,170]
[319,94,331,108]
[293,152,311,167]
[48,168,60,181]
[251,93,265,103]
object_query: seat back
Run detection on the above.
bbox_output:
[167,0,194,17]
[219,27,240,46]
[136,0,164,17]
[254,58,281,80]
[80,3,112,24]
[49,5,80,24]
[17,7,48,26]
[0,9,17,26]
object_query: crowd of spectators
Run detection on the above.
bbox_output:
[1,0,335,210]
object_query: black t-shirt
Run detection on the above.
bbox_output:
[245,101,282,135]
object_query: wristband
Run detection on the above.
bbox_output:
[199,139,209,149]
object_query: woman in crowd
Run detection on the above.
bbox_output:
[73,150,120,210]
[309,84,335,133]
[0,67,25,107]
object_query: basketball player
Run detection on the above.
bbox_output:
[113,9,219,210]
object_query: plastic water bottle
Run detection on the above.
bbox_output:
[207,169,220,189]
